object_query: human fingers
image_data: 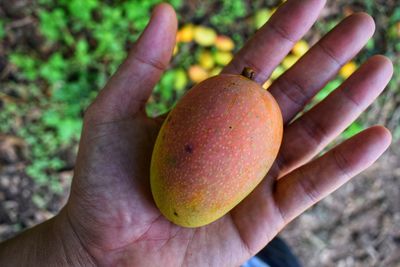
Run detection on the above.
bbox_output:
[222,0,326,84]
[275,55,393,177]
[269,13,375,123]
[274,126,391,224]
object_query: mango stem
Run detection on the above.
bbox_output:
[241,67,255,80]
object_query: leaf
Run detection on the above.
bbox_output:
[168,0,183,9]
[66,0,98,25]
[342,122,363,139]
[38,8,67,41]
[389,7,400,24]
[0,20,5,40]
[50,180,63,194]
[9,53,39,80]
[75,39,91,66]
[32,194,47,208]
[39,52,67,85]
[57,119,82,143]
[159,71,175,100]
[42,110,61,127]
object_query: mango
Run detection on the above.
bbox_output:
[174,69,188,92]
[214,51,233,66]
[177,24,194,43]
[292,40,309,57]
[194,26,217,47]
[150,69,283,227]
[210,66,222,76]
[173,44,179,55]
[254,8,272,29]
[263,79,272,89]
[271,65,285,80]
[198,50,215,70]
[188,65,209,83]
[215,35,235,51]
[339,61,357,79]
[282,55,299,69]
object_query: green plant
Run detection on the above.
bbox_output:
[210,0,247,30]
[5,0,185,194]
[0,20,5,40]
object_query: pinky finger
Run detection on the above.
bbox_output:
[274,126,391,224]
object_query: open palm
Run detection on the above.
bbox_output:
[63,1,393,266]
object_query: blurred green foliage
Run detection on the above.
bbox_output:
[4,0,184,195]
[0,0,399,198]
[0,20,5,40]
[210,0,247,30]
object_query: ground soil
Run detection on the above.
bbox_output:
[282,145,400,267]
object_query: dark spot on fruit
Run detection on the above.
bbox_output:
[229,126,232,129]
[184,144,193,154]
[173,211,179,217]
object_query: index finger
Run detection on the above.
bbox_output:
[222,0,326,83]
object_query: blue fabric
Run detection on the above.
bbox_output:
[241,257,270,267]
[255,237,302,267]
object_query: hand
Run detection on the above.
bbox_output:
[11,1,393,266]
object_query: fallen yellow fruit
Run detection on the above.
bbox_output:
[282,55,300,69]
[173,44,179,55]
[215,35,235,51]
[174,69,188,91]
[292,40,309,57]
[188,65,209,83]
[254,8,272,29]
[210,67,222,76]
[199,50,215,70]
[214,51,233,66]
[339,62,357,79]
[177,24,194,43]
[194,26,217,47]
[271,66,285,80]
[263,79,272,89]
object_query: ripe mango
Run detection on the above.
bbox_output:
[282,55,299,69]
[174,69,188,92]
[292,40,309,57]
[150,69,283,227]
[188,65,209,83]
[214,51,233,66]
[271,65,285,80]
[198,50,215,70]
[193,26,217,47]
[215,35,235,51]
[339,61,357,79]
[254,8,272,29]
[210,66,222,76]
[176,24,194,43]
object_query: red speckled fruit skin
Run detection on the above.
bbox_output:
[150,74,283,227]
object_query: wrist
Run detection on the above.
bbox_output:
[53,207,97,266]
[0,207,96,267]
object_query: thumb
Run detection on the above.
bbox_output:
[88,3,177,122]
